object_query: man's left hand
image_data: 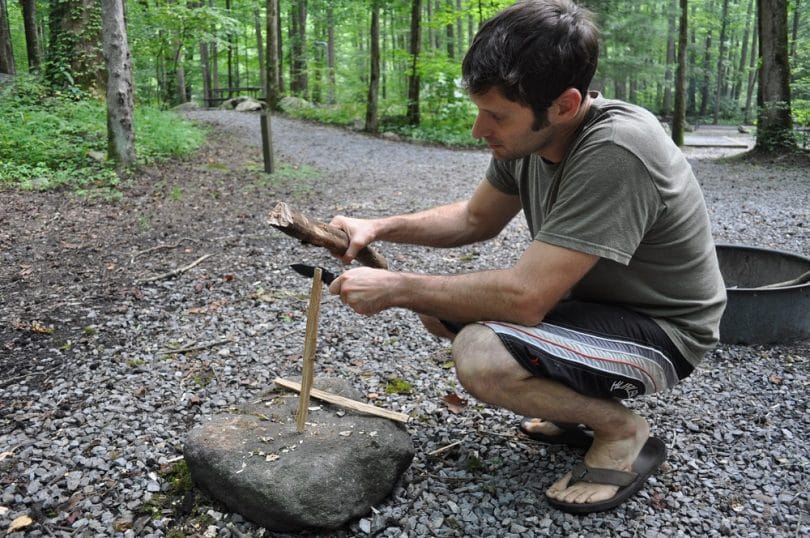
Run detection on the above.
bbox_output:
[329,267,397,316]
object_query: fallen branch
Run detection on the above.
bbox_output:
[137,253,212,283]
[267,202,388,269]
[274,377,409,423]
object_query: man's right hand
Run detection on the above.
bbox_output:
[329,215,379,264]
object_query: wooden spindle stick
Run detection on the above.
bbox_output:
[267,202,389,269]
[296,267,323,432]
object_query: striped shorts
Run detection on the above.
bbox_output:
[446,301,693,400]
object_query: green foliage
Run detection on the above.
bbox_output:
[384,378,413,395]
[0,75,204,194]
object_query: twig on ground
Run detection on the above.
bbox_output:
[427,440,463,457]
[130,238,199,264]
[136,253,212,283]
[157,337,233,355]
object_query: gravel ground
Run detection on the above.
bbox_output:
[1,109,808,537]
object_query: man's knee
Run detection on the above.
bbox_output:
[452,324,515,398]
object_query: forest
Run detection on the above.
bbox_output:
[0,0,808,183]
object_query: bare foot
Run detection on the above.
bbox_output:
[520,418,566,437]
[546,414,650,505]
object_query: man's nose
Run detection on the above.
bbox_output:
[471,114,490,139]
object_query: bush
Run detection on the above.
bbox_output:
[0,75,205,194]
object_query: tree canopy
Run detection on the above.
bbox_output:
[1,0,808,150]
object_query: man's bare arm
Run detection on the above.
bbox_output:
[330,240,599,325]
[331,180,521,262]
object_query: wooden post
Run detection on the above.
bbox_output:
[296,267,323,432]
[260,112,274,173]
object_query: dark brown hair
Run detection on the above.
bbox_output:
[462,0,599,129]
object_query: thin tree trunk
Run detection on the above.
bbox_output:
[276,6,283,92]
[200,42,211,106]
[455,0,462,56]
[426,0,436,51]
[101,0,135,165]
[407,0,421,126]
[662,0,677,117]
[712,0,730,124]
[174,45,187,103]
[210,0,218,94]
[673,0,688,146]
[20,0,41,71]
[290,0,308,97]
[687,1,697,115]
[255,8,266,97]
[0,0,14,74]
[365,0,380,132]
[755,0,794,152]
[744,15,758,124]
[266,0,280,108]
[733,0,754,101]
[226,0,234,93]
[790,0,800,60]
[445,0,454,59]
[699,28,713,118]
[326,5,335,104]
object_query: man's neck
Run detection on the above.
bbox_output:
[538,94,593,164]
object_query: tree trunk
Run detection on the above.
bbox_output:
[290,0,308,97]
[687,2,697,115]
[733,0,754,102]
[455,0,463,55]
[266,0,280,109]
[699,28,713,118]
[445,0,455,59]
[0,0,14,74]
[365,0,380,132]
[20,0,41,71]
[406,0,421,126]
[255,9,266,98]
[276,4,283,92]
[426,0,436,51]
[712,0,730,124]
[174,45,187,103]
[790,0,800,60]
[101,0,135,166]
[210,0,219,95]
[200,42,211,106]
[226,0,234,93]
[672,0,688,146]
[326,5,335,104]
[755,0,794,152]
[46,0,103,89]
[662,0,677,117]
[744,15,758,124]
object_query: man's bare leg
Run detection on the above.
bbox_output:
[452,324,651,506]
[417,314,457,340]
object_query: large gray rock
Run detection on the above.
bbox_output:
[184,378,414,532]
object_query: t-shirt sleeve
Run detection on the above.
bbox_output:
[485,158,520,195]
[536,143,663,265]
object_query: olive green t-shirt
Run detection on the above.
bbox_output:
[486,95,727,366]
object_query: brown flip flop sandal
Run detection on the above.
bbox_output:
[546,436,667,514]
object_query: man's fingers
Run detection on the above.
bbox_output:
[328,275,343,296]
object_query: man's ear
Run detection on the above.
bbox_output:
[549,88,583,121]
